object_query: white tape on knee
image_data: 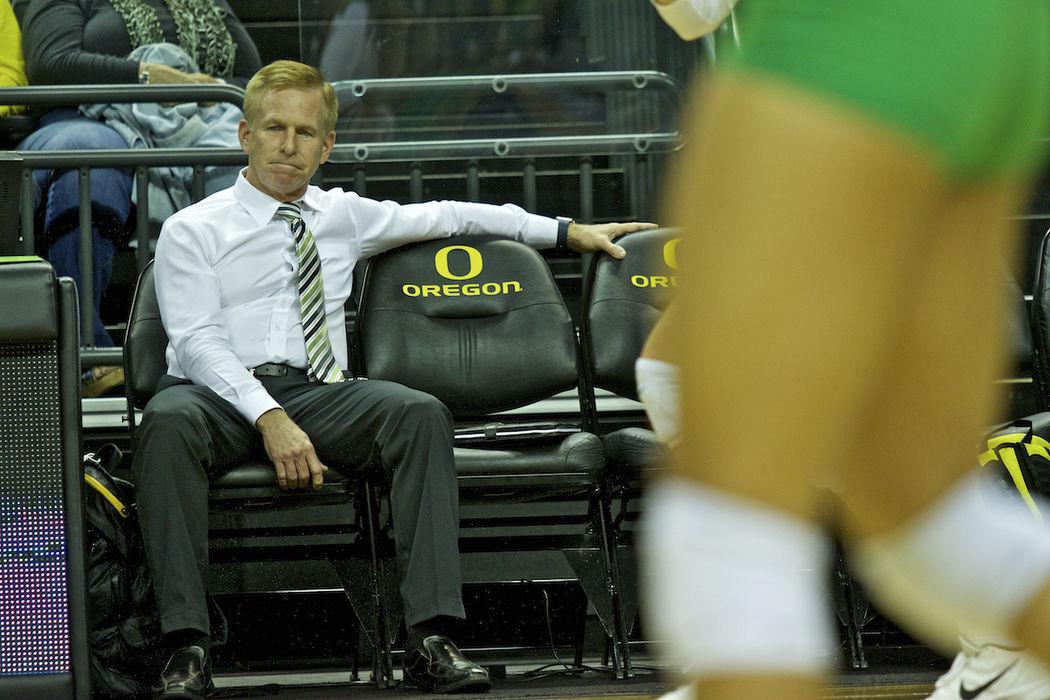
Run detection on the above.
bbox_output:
[635,357,680,446]
[852,473,1050,648]
[643,479,836,676]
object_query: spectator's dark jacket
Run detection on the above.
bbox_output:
[15,0,261,87]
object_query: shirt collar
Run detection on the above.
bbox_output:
[233,168,326,227]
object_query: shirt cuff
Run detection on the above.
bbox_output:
[525,214,559,248]
[240,385,283,426]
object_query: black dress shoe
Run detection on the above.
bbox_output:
[403,634,492,693]
[151,645,214,698]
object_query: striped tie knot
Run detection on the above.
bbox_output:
[275,200,303,220]
[276,202,306,240]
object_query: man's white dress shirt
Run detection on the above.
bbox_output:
[155,171,558,424]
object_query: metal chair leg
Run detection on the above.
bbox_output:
[364,478,396,687]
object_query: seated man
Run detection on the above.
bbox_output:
[136,58,654,699]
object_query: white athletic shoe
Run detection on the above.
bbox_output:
[926,637,1050,700]
[654,685,694,700]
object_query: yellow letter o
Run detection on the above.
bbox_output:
[435,245,483,280]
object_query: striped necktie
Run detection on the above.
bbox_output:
[276,202,344,384]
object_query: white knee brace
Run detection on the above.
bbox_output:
[643,479,837,676]
[635,357,681,447]
[851,473,1050,649]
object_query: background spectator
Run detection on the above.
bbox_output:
[0,0,27,116]
[14,0,261,397]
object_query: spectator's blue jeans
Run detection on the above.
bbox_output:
[19,111,133,347]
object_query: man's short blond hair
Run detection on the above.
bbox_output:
[243,60,339,134]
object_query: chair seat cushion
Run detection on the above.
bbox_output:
[454,431,604,490]
[209,460,353,500]
[602,426,666,485]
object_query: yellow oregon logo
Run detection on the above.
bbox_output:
[663,238,680,270]
[401,244,524,298]
[434,245,483,281]
[631,237,681,290]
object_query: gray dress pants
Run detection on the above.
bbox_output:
[132,370,465,637]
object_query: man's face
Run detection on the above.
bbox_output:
[239,87,335,202]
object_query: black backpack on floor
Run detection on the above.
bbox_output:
[979,420,1050,519]
[84,446,228,697]
[83,444,168,697]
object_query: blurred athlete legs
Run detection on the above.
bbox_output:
[643,69,1039,699]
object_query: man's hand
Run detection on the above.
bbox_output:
[255,409,329,490]
[185,72,222,85]
[567,221,659,259]
[140,63,203,85]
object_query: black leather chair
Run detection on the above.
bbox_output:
[123,260,392,685]
[354,235,633,677]
[580,227,677,484]
[577,227,676,657]
[1029,232,1050,409]
[581,227,676,504]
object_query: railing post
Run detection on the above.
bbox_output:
[579,157,594,224]
[353,167,367,196]
[0,152,23,255]
[523,159,537,213]
[136,166,151,271]
[409,162,423,202]
[466,161,480,202]
[635,153,651,221]
[20,168,34,255]
[192,164,205,202]
[78,167,94,346]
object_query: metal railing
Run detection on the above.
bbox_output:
[332,70,679,100]
[0,83,245,110]
[0,84,247,361]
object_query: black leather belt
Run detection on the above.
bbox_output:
[250,363,306,377]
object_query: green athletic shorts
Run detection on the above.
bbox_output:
[724,0,1050,182]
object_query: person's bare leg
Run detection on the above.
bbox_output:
[640,300,681,365]
[650,71,946,699]
[839,181,1023,538]
[827,179,1050,664]
[669,71,944,517]
[832,181,1029,651]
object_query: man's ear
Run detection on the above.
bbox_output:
[237,119,250,150]
[319,130,336,165]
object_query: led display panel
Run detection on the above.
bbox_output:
[0,343,70,676]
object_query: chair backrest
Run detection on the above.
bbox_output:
[124,260,169,410]
[582,227,679,401]
[1031,231,1050,409]
[355,236,580,417]
[1005,264,1033,379]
